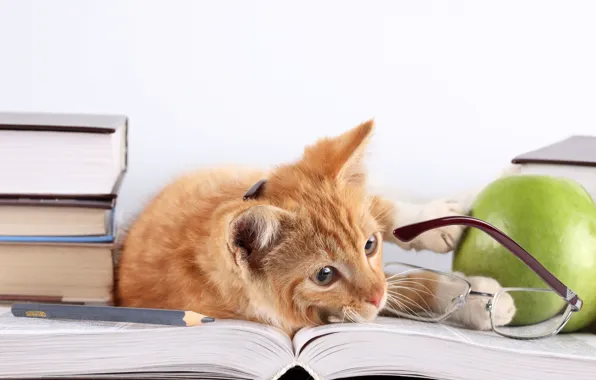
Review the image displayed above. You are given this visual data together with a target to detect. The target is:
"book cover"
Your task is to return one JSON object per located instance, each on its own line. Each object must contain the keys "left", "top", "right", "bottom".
{"left": 512, "top": 135, "right": 596, "bottom": 167}
{"left": 0, "top": 111, "right": 127, "bottom": 134}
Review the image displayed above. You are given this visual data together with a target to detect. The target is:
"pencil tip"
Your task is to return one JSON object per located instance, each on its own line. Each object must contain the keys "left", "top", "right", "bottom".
{"left": 183, "top": 311, "right": 215, "bottom": 326}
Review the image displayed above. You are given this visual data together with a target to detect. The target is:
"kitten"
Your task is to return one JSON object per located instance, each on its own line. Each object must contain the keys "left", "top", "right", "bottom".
{"left": 114, "top": 120, "right": 515, "bottom": 335}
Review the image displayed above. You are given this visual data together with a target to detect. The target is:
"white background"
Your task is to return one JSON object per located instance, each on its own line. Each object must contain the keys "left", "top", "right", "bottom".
{"left": 1, "top": 0, "right": 595, "bottom": 270}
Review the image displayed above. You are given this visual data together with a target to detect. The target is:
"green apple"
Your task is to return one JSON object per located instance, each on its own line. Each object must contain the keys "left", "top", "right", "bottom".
{"left": 453, "top": 174, "right": 596, "bottom": 333}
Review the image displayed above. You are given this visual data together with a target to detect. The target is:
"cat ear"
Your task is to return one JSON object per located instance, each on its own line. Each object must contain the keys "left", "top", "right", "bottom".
{"left": 301, "top": 119, "right": 374, "bottom": 188}
{"left": 228, "top": 205, "right": 293, "bottom": 270}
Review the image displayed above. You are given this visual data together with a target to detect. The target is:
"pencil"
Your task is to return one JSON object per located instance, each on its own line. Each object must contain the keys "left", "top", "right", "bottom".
{"left": 10, "top": 302, "right": 215, "bottom": 327}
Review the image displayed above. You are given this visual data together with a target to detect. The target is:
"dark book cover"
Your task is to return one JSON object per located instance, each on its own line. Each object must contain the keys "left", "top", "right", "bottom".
{"left": 0, "top": 111, "right": 127, "bottom": 134}
{"left": 0, "top": 197, "right": 114, "bottom": 209}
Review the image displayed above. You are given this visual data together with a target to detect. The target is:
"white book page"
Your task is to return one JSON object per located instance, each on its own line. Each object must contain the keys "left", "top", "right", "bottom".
{"left": 0, "top": 131, "right": 117, "bottom": 194}
{"left": 294, "top": 317, "right": 596, "bottom": 380}
{"left": 294, "top": 316, "right": 596, "bottom": 359}
{"left": 0, "top": 305, "right": 292, "bottom": 344}
{"left": 0, "top": 305, "right": 295, "bottom": 380}
{"left": 576, "top": 333, "right": 596, "bottom": 349}
{"left": 293, "top": 316, "right": 469, "bottom": 355}
{"left": 517, "top": 163, "right": 596, "bottom": 197}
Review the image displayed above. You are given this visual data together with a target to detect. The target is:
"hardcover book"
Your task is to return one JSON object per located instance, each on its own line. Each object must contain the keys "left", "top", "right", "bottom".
{"left": 510, "top": 135, "right": 596, "bottom": 201}
{"left": 512, "top": 135, "right": 596, "bottom": 167}
{"left": 0, "top": 197, "right": 115, "bottom": 239}
{"left": 0, "top": 111, "right": 128, "bottom": 199}
{"left": 0, "top": 243, "right": 115, "bottom": 305}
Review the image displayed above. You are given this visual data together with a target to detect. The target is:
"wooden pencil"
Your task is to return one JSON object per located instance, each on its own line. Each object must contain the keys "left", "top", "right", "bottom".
{"left": 10, "top": 302, "right": 215, "bottom": 327}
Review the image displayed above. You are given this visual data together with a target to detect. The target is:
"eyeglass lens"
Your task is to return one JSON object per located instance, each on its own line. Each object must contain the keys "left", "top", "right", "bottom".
{"left": 383, "top": 262, "right": 471, "bottom": 322}
{"left": 490, "top": 288, "right": 572, "bottom": 339}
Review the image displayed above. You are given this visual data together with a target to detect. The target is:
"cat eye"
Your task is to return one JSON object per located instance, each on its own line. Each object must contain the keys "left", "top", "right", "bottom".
{"left": 364, "top": 234, "right": 378, "bottom": 256}
{"left": 313, "top": 266, "right": 336, "bottom": 286}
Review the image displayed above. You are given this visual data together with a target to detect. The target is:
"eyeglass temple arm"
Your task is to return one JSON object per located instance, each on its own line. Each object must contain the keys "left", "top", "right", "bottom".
{"left": 393, "top": 215, "right": 583, "bottom": 312}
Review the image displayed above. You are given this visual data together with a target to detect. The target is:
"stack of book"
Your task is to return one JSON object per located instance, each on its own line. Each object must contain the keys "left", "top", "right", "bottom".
{"left": 0, "top": 111, "right": 128, "bottom": 306}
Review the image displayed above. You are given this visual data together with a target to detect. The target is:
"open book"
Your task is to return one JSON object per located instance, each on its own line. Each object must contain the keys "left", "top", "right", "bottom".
{"left": 1, "top": 305, "right": 595, "bottom": 380}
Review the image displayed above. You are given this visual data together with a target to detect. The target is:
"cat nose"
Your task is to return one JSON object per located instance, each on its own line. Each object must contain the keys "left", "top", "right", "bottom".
{"left": 367, "top": 287, "right": 384, "bottom": 308}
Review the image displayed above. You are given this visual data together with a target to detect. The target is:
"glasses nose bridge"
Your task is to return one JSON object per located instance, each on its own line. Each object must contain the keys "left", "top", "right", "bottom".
{"left": 462, "top": 289, "right": 498, "bottom": 313}
{"left": 453, "top": 294, "right": 467, "bottom": 310}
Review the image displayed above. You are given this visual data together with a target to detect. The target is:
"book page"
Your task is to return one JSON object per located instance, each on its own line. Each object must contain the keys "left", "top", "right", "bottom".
{"left": 293, "top": 316, "right": 469, "bottom": 355}
{"left": 0, "top": 304, "right": 293, "bottom": 347}
{"left": 0, "top": 304, "right": 295, "bottom": 362}
{"left": 444, "top": 322, "right": 596, "bottom": 360}
{"left": 0, "top": 305, "right": 164, "bottom": 334}
{"left": 576, "top": 333, "right": 596, "bottom": 349}
{"left": 0, "top": 305, "right": 295, "bottom": 380}
{"left": 294, "top": 316, "right": 596, "bottom": 359}
{"left": 295, "top": 317, "right": 596, "bottom": 380}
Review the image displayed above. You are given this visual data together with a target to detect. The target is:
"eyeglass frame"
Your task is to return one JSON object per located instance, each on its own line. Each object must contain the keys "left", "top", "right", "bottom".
{"left": 382, "top": 261, "right": 572, "bottom": 339}
{"left": 389, "top": 215, "right": 583, "bottom": 339}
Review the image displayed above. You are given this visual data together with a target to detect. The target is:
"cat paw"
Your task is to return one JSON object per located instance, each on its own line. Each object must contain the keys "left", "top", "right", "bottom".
{"left": 447, "top": 275, "right": 516, "bottom": 331}
{"left": 408, "top": 200, "right": 467, "bottom": 253}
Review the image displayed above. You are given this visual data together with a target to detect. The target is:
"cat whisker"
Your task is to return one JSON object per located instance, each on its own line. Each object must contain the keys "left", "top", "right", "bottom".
{"left": 347, "top": 308, "right": 360, "bottom": 324}
{"left": 370, "top": 201, "right": 393, "bottom": 223}
{"left": 386, "top": 292, "right": 425, "bottom": 314}
{"left": 389, "top": 285, "right": 438, "bottom": 306}
{"left": 386, "top": 282, "right": 434, "bottom": 292}
{"left": 386, "top": 287, "right": 446, "bottom": 308}
{"left": 342, "top": 307, "right": 356, "bottom": 323}
{"left": 384, "top": 269, "right": 425, "bottom": 280}
{"left": 386, "top": 303, "right": 434, "bottom": 321}
{"left": 303, "top": 305, "right": 316, "bottom": 326}
{"left": 386, "top": 292, "right": 440, "bottom": 320}
{"left": 384, "top": 304, "right": 431, "bottom": 322}
{"left": 386, "top": 286, "right": 445, "bottom": 302}
{"left": 341, "top": 306, "right": 373, "bottom": 325}
{"left": 386, "top": 278, "right": 457, "bottom": 305}
{"left": 385, "top": 296, "right": 423, "bottom": 319}
{"left": 395, "top": 293, "right": 435, "bottom": 317}
{"left": 386, "top": 293, "right": 418, "bottom": 313}
{"left": 387, "top": 292, "right": 444, "bottom": 315}
{"left": 386, "top": 276, "right": 459, "bottom": 285}
{"left": 396, "top": 285, "right": 446, "bottom": 311}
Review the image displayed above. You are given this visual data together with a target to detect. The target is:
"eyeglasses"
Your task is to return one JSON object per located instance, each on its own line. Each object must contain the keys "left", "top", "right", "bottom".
{"left": 384, "top": 215, "right": 583, "bottom": 340}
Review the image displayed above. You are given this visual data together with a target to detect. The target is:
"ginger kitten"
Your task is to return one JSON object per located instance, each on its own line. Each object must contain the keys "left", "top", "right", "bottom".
{"left": 115, "top": 120, "right": 515, "bottom": 335}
